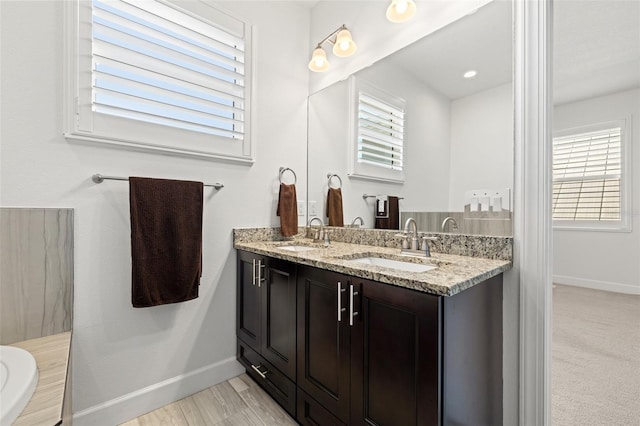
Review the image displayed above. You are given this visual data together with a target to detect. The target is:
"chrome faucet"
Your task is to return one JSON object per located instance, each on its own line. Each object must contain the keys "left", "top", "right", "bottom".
{"left": 351, "top": 216, "right": 364, "bottom": 227}
{"left": 396, "top": 217, "right": 438, "bottom": 257}
{"left": 308, "top": 217, "right": 324, "bottom": 242}
{"left": 441, "top": 216, "right": 459, "bottom": 233}
{"left": 404, "top": 218, "right": 420, "bottom": 250}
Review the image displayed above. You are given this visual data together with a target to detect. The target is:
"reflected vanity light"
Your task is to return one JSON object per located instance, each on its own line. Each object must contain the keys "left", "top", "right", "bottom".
{"left": 386, "top": 0, "right": 417, "bottom": 23}
{"left": 463, "top": 70, "right": 478, "bottom": 78}
{"left": 308, "top": 24, "right": 357, "bottom": 72}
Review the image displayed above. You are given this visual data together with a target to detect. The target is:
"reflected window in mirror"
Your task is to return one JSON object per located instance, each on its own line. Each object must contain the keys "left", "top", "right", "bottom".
{"left": 349, "top": 77, "right": 406, "bottom": 184}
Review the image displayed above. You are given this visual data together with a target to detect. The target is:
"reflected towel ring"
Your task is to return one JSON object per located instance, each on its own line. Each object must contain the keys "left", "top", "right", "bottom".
{"left": 279, "top": 167, "right": 297, "bottom": 185}
{"left": 327, "top": 173, "right": 342, "bottom": 189}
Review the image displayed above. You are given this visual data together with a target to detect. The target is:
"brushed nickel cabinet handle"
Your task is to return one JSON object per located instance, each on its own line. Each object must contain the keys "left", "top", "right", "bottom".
{"left": 337, "top": 281, "right": 347, "bottom": 322}
{"left": 350, "top": 284, "right": 359, "bottom": 326}
{"left": 252, "top": 259, "right": 256, "bottom": 286}
{"left": 258, "top": 261, "right": 266, "bottom": 287}
{"left": 251, "top": 364, "right": 268, "bottom": 379}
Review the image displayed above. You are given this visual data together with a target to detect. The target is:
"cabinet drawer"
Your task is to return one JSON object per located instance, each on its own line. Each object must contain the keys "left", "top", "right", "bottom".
{"left": 297, "top": 388, "right": 346, "bottom": 426}
{"left": 237, "top": 339, "right": 296, "bottom": 416}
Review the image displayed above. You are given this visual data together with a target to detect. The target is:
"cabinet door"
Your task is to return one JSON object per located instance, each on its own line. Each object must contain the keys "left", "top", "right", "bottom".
{"left": 349, "top": 279, "right": 442, "bottom": 426}
{"left": 261, "top": 258, "right": 297, "bottom": 380}
{"left": 237, "top": 251, "right": 261, "bottom": 350}
{"left": 297, "top": 266, "right": 351, "bottom": 424}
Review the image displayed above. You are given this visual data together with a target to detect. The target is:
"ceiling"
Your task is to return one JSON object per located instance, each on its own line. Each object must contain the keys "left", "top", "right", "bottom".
{"left": 339, "top": 0, "right": 640, "bottom": 104}
{"left": 385, "top": 0, "right": 512, "bottom": 101}
{"left": 553, "top": 0, "right": 640, "bottom": 104}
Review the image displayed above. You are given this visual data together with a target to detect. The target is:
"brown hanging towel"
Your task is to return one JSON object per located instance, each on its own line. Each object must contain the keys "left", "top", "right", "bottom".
{"left": 277, "top": 183, "right": 298, "bottom": 237}
{"left": 129, "top": 177, "right": 203, "bottom": 308}
{"left": 326, "top": 187, "right": 344, "bottom": 227}
{"left": 374, "top": 196, "right": 400, "bottom": 230}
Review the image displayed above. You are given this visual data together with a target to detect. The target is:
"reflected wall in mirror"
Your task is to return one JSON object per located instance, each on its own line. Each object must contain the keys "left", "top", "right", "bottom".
{"left": 307, "top": 0, "right": 513, "bottom": 235}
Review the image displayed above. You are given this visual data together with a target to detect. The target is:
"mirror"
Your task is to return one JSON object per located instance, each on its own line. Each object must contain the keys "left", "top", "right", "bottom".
{"left": 307, "top": 1, "right": 513, "bottom": 236}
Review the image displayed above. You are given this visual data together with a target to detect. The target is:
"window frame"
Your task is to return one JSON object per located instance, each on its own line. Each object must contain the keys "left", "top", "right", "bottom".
{"left": 347, "top": 76, "right": 406, "bottom": 184}
{"left": 63, "top": 0, "right": 255, "bottom": 163}
{"left": 552, "top": 118, "right": 632, "bottom": 232}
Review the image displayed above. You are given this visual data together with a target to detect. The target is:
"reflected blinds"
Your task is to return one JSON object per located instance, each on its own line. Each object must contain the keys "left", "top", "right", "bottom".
{"left": 552, "top": 126, "right": 622, "bottom": 221}
{"left": 357, "top": 93, "right": 405, "bottom": 171}
{"left": 91, "top": 0, "right": 245, "bottom": 139}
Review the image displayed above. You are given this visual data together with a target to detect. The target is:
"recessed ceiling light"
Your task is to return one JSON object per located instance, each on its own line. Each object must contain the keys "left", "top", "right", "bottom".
{"left": 463, "top": 70, "right": 477, "bottom": 79}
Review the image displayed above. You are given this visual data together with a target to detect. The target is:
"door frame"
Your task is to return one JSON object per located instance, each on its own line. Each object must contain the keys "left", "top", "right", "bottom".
{"left": 514, "top": 0, "right": 553, "bottom": 425}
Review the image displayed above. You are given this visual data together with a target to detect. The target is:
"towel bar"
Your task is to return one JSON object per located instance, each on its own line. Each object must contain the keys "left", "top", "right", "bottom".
{"left": 362, "top": 193, "right": 404, "bottom": 200}
{"left": 92, "top": 174, "right": 224, "bottom": 190}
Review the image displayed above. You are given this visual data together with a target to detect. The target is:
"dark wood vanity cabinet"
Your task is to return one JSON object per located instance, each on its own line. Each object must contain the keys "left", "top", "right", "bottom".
{"left": 349, "top": 276, "right": 442, "bottom": 426}
{"left": 236, "top": 251, "right": 297, "bottom": 414}
{"left": 296, "top": 267, "right": 352, "bottom": 423}
{"left": 295, "top": 266, "right": 503, "bottom": 426}
{"left": 296, "top": 266, "right": 442, "bottom": 426}
{"left": 237, "top": 251, "right": 503, "bottom": 426}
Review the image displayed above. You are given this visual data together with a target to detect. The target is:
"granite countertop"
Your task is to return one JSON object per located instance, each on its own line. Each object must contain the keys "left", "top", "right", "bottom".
{"left": 234, "top": 236, "right": 511, "bottom": 297}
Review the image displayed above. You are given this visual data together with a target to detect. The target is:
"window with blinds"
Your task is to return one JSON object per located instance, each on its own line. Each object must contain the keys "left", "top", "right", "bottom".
{"left": 552, "top": 124, "right": 625, "bottom": 225}
{"left": 357, "top": 92, "right": 405, "bottom": 171}
{"left": 64, "top": 0, "right": 253, "bottom": 162}
{"left": 92, "top": 0, "right": 245, "bottom": 139}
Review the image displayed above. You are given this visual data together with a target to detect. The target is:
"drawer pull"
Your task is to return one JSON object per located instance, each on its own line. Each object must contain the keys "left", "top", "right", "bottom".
{"left": 251, "top": 364, "right": 268, "bottom": 379}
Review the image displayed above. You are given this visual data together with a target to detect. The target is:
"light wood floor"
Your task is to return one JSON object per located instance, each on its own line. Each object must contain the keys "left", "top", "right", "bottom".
{"left": 120, "top": 374, "right": 297, "bottom": 426}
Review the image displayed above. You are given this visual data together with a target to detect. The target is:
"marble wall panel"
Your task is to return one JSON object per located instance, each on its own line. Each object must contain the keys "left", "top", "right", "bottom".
{"left": 0, "top": 208, "right": 73, "bottom": 344}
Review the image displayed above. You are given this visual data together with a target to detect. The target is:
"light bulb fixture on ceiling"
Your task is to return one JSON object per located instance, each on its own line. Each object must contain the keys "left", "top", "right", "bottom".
{"left": 386, "top": 0, "right": 417, "bottom": 23}
{"left": 463, "top": 70, "right": 478, "bottom": 79}
{"left": 308, "top": 24, "right": 357, "bottom": 72}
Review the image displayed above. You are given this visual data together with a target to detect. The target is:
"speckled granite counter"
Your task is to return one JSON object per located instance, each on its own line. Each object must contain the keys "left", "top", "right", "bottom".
{"left": 234, "top": 228, "right": 512, "bottom": 297}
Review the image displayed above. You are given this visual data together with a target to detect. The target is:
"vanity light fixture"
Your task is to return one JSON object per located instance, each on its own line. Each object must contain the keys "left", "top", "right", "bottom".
{"left": 386, "top": 0, "right": 417, "bottom": 23}
{"left": 463, "top": 70, "right": 478, "bottom": 78}
{"left": 308, "top": 24, "right": 357, "bottom": 72}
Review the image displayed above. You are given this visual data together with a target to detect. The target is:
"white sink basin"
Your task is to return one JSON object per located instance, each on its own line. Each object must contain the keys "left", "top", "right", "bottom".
{"left": 277, "top": 245, "right": 318, "bottom": 253}
{"left": 347, "top": 256, "right": 437, "bottom": 273}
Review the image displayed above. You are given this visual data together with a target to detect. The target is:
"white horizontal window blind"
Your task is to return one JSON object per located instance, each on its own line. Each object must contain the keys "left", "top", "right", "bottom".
{"left": 357, "top": 92, "right": 405, "bottom": 171}
{"left": 552, "top": 126, "right": 622, "bottom": 221}
{"left": 91, "top": 0, "right": 245, "bottom": 140}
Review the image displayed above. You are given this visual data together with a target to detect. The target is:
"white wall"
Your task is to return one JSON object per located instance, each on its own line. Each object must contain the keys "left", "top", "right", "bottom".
{"left": 307, "top": 62, "right": 451, "bottom": 228}
{"left": 0, "top": 1, "right": 310, "bottom": 424}
{"left": 553, "top": 89, "right": 640, "bottom": 294}
{"left": 449, "top": 83, "right": 514, "bottom": 211}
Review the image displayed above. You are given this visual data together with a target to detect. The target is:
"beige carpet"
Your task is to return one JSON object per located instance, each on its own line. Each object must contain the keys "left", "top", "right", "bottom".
{"left": 552, "top": 284, "right": 640, "bottom": 426}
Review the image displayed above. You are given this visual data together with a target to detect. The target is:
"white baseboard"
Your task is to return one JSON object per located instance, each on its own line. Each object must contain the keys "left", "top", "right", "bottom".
{"left": 553, "top": 274, "right": 640, "bottom": 295}
{"left": 73, "top": 356, "right": 244, "bottom": 426}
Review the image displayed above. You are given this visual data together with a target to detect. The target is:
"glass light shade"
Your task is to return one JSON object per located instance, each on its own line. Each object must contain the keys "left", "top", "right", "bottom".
{"left": 308, "top": 47, "right": 330, "bottom": 72}
{"left": 332, "top": 29, "right": 357, "bottom": 57}
{"left": 386, "top": 0, "right": 417, "bottom": 23}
